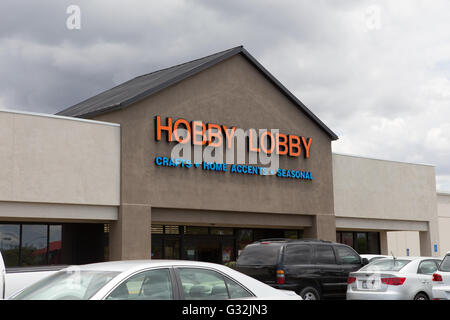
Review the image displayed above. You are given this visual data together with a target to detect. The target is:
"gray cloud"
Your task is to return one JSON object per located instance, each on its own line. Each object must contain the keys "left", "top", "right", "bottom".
{"left": 0, "top": 0, "right": 449, "bottom": 190}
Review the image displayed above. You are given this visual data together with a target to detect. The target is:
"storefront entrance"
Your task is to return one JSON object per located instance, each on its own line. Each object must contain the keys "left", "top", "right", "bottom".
{"left": 336, "top": 231, "right": 381, "bottom": 254}
{"left": 151, "top": 225, "right": 303, "bottom": 265}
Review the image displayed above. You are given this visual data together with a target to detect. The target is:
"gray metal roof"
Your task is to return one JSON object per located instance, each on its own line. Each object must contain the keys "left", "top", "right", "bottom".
{"left": 56, "top": 45, "right": 338, "bottom": 140}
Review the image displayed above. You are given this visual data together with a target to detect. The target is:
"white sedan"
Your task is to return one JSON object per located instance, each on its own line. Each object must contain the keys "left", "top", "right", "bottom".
{"left": 9, "top": 260, "right": 301, "bottom": 300}
{"left": 431, "top": 251, "right": 450, "bottom": 300}
{"left": 347, "top": 256, "right": 441, "bottom": 300}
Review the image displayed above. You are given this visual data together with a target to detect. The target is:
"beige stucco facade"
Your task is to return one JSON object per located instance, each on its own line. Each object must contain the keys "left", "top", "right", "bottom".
{"left": 0, "top": 109, "right": 121, "bottom": 221}
{"left": 92, "top": 54, "right": 336, "bottom": 260}
{"left": 333, "top": 153, "right": 440, "bottom": 256}
{"left": 437, "top": 192, "right": 450, "bottom": 254}
{"left": 386, "top": 231, "right": 421, "bottom": 257}
{"left": 386, "top": 193, "right": 450, "bottom": 257}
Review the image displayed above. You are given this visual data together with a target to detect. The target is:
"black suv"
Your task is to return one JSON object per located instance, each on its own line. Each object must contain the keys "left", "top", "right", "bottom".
{"left": 235, "top": 239, "right": 368, "bottom": 300}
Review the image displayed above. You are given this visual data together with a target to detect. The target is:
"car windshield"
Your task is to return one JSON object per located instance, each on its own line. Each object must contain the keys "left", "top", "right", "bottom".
{"left": 440, "top": 255, "right": 450, "bottom": 272}
{"left": 12, "top": 268, "right": 120, "bottom": 300}
{"left": 359, "top": 259, "right": 410, "bottom": 272}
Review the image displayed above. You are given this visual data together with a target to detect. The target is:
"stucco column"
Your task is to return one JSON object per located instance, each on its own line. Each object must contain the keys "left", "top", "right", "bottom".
{"left": 303, "top": 214, "right": 336, "bottom": 241}
{"left": 109, "top": 204, "right": 152, "bottom": 261}
{"left": 379, "top": 231, "right": 388, "bottom": 255}
{"left": 420, "top": 220, "right": 440, "bottom": 257}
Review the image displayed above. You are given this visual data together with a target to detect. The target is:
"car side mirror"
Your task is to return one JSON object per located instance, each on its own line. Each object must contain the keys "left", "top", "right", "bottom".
{"left": 362, "top": 258, "right": 369, "bottom": 265}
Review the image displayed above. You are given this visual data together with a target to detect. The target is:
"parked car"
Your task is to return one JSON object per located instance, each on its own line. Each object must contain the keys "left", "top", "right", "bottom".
{"left": 9, "top": 260, "right": 301, "bottom": 300}
{"left": 0, "top": 251, "right": 64, "bottom": 299}
{"left": 235, "top": 239, "right": 368, "bottom": 300}
{"left": 431, "top": 251, "right": 450, "bottom": 300}
{"left": 347, "top": 256, "right": 441, "bottom": 300}
{"left": 360, "top": 254, "right": 389, "bottom": 263}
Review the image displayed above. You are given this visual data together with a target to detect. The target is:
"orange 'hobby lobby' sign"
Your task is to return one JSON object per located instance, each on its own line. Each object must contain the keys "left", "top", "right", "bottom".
{"left": 155, "top": 116, "right": 312, "bottom": 158}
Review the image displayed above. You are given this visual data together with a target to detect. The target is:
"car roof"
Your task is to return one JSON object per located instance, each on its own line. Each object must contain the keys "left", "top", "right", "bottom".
{"left": 63, "top": 260, "right": 232, "bottom": 273}
{"left": 249, "top": 239, "right": 340, "bottom": 245}
{"left": 361, "top": 254, "right": 388, "bottom": 257}
{"left": 375, "top": 256, "right": 439, "bottom": 261}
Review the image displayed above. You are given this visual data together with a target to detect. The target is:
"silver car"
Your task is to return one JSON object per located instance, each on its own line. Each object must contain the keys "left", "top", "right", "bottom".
{"left": 347, "top": 256, "right": 441, "bottom": 300}
{"left": 8, "top": 260, "right": 301, "bottom": 300}
{"left": 431, "top": 251, "right": 450, "bottom": 300}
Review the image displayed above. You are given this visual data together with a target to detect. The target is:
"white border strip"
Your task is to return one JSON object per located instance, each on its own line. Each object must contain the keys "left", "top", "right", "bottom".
{"left": 332, "top": 152, "right": 435, "bottom": 167}
{"left": 0, "top": 108, "right": 120, "bottom": 127}
{"left": 336, "top": 217, "right": 428, "bottom": 232}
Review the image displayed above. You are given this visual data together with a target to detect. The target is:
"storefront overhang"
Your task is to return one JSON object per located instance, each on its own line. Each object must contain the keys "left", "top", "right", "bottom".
{"left": 151, "top": 208, "right": 312, "bottom": 229}
{"left": 336, "top": 217, "right": 428, "bottom": 232}
{"left": 0, "top": 201, "right": 118, "bottom": 222}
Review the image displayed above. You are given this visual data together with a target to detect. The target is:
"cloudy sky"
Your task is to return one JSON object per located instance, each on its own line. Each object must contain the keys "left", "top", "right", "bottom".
{"left": 1, "top": 0, "right": 449, "bottom": 190}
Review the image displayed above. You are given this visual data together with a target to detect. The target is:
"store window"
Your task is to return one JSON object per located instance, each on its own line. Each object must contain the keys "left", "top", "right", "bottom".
{"left": 49, "top": 225, "right": 62, "bottom": 264}
{"left": 0, "top": 223, "right": 63, "bottom": 268}
{"left": 103, "top": 224, "right": 110, "bottom": 262}
{"left": 221, "top": 239, "right": 234, "bottom": 264}
{"left": 336, "top": 231, "right": 381, "bottom": 254}
{"left": 151, "top": 225, "right": 303, "bottom": 264}
{"left": 237, "top": 229, "right": 253, "bottom": 253}
{"left": 341, "top": 232, "right": 354, "bottom": 247}
{"left": 0, "top": 224, "right": 20, "bottom": 267}
{"left": 21, "top": 225, "right": 48, "bottom": 266}
{"left": 164, "top": 239, "right": 180, "bottom": 259}
{"left": 367, "top": 232, "right": 380, "bottom": 254}
{"left": 151, "top": 238, "right": 163, "bottom": 259}
{"left": 284, "top": 230, "right": 300, "bottom": 239}
{"left": 151, "top": 225, "right": 164, "bottom": 234}
{"left": 164, "top": 225, "right": 180, "bottom": 235}
{"left": 355, "top": 233, "right": 368, "bottom": 254}
{"left": 211, "top": 227, "right": 233, "bottom": 236}
{"left": 184, "top": 226, "right": 209, "bottom": 235}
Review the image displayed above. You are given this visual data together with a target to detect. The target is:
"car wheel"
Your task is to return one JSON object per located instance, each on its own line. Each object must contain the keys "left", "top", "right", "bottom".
{"left": 414, "top": 293, "right": 429, "bottom": 300}
{"left": 299, "top": 286, "right": 320, "bottom": 300}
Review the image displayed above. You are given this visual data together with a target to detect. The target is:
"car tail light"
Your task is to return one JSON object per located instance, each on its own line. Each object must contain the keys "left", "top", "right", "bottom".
{"left": 276, "top": 269, "right": 285, "bottom": 284}
{"left": 347, "top": 276, "right": 356, "bottom": 284}
{"left": 432, "top": 273, "right": 443, "bottom": 282}
{"left": 381, "top": 277, "right": 406, "bottom": 286}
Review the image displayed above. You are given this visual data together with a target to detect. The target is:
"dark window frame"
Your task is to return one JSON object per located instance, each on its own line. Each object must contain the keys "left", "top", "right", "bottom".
{"left": 0, "top": 222, "right": 63, "bottom": 267}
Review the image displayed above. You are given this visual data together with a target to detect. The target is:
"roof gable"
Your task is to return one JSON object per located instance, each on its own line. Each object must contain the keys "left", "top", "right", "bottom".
{"left": 56, "top": 46, "right": 338, "bottom": 140}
